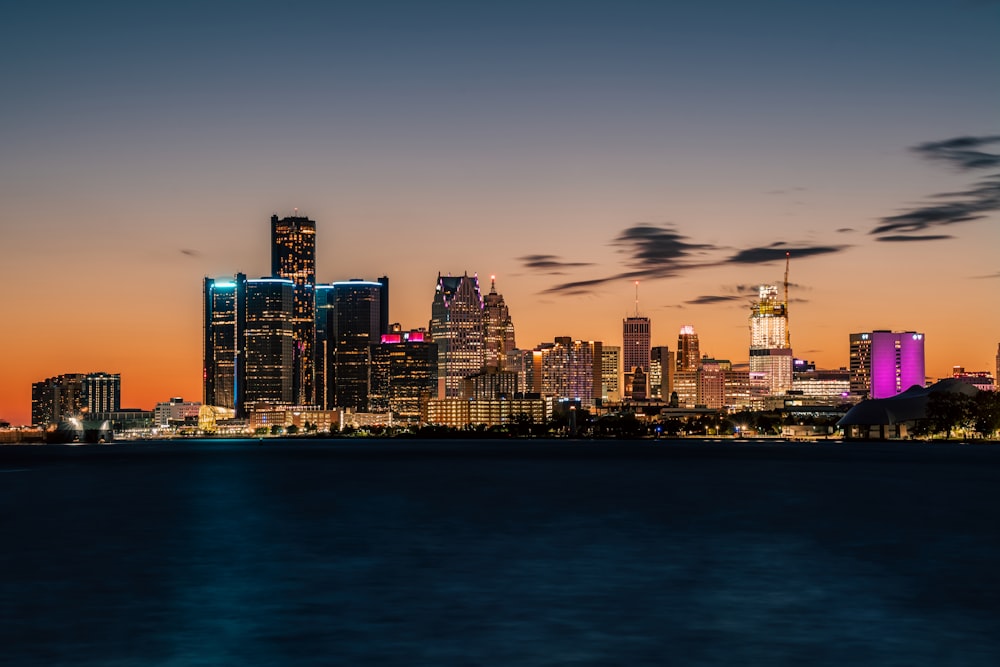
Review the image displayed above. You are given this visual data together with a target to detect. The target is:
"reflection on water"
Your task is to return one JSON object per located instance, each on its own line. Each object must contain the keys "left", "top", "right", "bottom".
{"left": 2, "top": 440, "right": 1000, "bottom": 666}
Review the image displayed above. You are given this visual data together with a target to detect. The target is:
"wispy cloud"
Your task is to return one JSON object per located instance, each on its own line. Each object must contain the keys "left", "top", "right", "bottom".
{"left": 519, "top": 254, "right": 593, "bottom": 274}
{"left": 684, "top": 295, "right": 744, "bottom": 306}
{"left": 724, "top": 243, "right": 845, "bottom": 264}
{"left": 873, "top": 135, "right": 1000, "bottom": 241}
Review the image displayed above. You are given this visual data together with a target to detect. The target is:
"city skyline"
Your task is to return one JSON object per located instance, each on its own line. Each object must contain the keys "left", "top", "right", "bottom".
{"left": 2, "top": 1, "right": 999, "bottom": 425}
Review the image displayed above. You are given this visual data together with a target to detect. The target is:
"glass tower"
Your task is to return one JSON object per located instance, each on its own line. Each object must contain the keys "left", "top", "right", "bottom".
{"left": 271, "top": 214, "right": 316, "bottom": 405}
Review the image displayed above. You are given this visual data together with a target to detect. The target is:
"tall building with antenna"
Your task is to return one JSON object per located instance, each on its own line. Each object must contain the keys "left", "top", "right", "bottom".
{"left": 748, "top": 253, "right": 793, "bottom": 395}
{"left": 623, "top": 281, "right": 651, "bottom": 400}
{"left": 483, "top": 275, "right": 516, "bottom": 371}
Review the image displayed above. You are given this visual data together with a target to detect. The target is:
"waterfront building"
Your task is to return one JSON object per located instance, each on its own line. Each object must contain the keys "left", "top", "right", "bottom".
{"left": 749, "top": 283, "right": 792, "bottom": 396}
{"left": 849, "top": 330, "right": 926, "bottom": 399}
{"left": 483, "top": 276, "right": 516, "bottom": 371}
{"left": 462, "top": 368, "right": 520, "bottom": 400}
{"left": 325, "top": 280, "right": 387, "bottom": 411}
{"left": 153, "top": 397, "right": 202, "bottom": 427}
{"left": 601, "top": 345, "right": 621, "bottom": 403}
{"left": 271, "top": 214, "right": 317, "bottom": 405}
{"left": 649, "top": 346, "right": 674, "bottom": 400}
{"left": 425, "top": 397, "right": 548, "bottom": 429}
{"left": 536, "top": 338, "right": 603, "bottom": 409}
{"left": 31, "top": 372, "right": 121, "bottom": 426}
{"left": 623, "top": 316, "right": 650, "bottom": 399}
{"left": 791, "top": 370, "right": 852, "bottom": 403}
{"left": 203, "top": 274, "right": 295, "bottom": 415}
{"left": 676, "top": 326, "right": 701, "bottom": 372}
{"left": 429, "top": 273, "right": 486, "bottom": 398}
{"left": 369, "top": 329, "right": 438, "bottom": 420}
{"left": 949, "top": 367, "right": 995, "bottom": 392}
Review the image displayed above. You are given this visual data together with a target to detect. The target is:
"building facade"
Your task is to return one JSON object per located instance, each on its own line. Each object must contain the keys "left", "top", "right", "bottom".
{"left": 271, "top": 214, "right": 317, "bottom": 405}
{"left": 369, "top": 330, "right": 438, "bottom": 420}
{"left": 677, "top": 326, "right": 701, "bottom": 372}
{"left": 31, "top": 372, "right": 121, "bottom": 426}
{"left": 749, "top": 284, "right": 792, "bottom": 396}
{"left": 483, "top": 276, "right": 516, "bottom": 371}
{"left": 623, "top": 316, "right": 651, "bottom": 399}
{"left": 429, "top": 273, "right": 486, "bottom": 398}
{"left": 849, "top": 330, "right": 926, "bottom": 399}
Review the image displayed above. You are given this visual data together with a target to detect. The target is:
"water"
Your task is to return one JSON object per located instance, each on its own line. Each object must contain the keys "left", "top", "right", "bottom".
{"left": 3, "top": 439, "right": 1000, "bottom": 665}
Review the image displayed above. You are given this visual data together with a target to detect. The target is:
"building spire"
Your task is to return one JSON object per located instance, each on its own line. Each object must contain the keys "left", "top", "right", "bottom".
{"left": 634, "top": 280, "right": 640, "bottom": 317}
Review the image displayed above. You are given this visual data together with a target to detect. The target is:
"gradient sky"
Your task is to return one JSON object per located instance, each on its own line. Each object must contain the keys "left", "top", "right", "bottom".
{"left": 2, "top": 0, "right": 998, "bottom": 425}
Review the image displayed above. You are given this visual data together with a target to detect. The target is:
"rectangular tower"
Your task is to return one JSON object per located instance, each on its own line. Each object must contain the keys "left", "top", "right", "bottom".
{"left": 271, "top": 214, "right": 316, "bottom": 405}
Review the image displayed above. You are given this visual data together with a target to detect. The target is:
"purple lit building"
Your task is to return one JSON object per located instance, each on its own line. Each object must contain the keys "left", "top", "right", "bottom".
{"left": 867, "top": 331, "right": 926, "bottom": 399}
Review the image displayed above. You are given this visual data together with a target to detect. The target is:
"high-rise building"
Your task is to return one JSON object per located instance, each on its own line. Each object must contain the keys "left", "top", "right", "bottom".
{"left": 536, "top": 338, "right": 602, "bottom": 409}
{"left": 650, "top": 346, "right": 675, "bottom": 400}
{"left": 243, "top": 277, "right": 296, "bottom": 407}
{"left": 271, "top": 214, "right": 317, "bottom": 405}
{"left": 31, "top": 372, "right": 121, "bottom": 426}
{"left": 749, "top": 283, "right": 793, "bottom": 396}
{"left": 623, "top": 317, "right": 651, "bottom": 375}
{"left": 204, "top": 274, "right": 295, "bottom": 415}
{"left": 369, "top": 330, "right": 438, "bottom": 420}
{"left": 677, "top": 326, "right": 701, "bottom": 372}
{"left": 996, "top": 343, "right": 999, "bottom": 389}
{"left": 429, "top": 273, "right": 486, "bottom": 398}
{"left": 849, "top": 330, "right": 925, "bottom": 399}
{"left": 325, "top": 280, "right": 386, "bottom": 411}
{"left": 849, "top": 333, "right": 873, "bottom": 399}
{"left": 601, "top": 345, "right": 621, "bottom": 402}
{"left": 483, "top": 276, "right": 516, "bottom": 371}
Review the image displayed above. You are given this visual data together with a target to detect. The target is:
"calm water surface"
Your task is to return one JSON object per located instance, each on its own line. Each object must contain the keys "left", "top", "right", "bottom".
{"left": 2, "top": 439, "right": 999, "bottom": 666}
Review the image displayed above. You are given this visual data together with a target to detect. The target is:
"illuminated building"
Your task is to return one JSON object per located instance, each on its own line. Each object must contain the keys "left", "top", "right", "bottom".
{"left": 204, "top": 274, "right": 295, "bottom": 415}
{"left": 536, "top": 338, "right": 602, "bottom": 409}
{"left": 749, "top": 284, "right": 792, "bottom": 395}
{"left": 462, "top": 368, "right": 520, "bottom": 399}
{"left": 323, "top": 280, "right": 388, "bottom": 411}
{"left": 670, "top": 360, "right": 752, "bottom": 410}
{"left": 31, "top": 372, "right": 120, "bottom": 427}
{"left": 429, "top": 273, "right": 486, "bottom": 398}
{"left": 483, "top": 276, "right": 516, "bottom": 371}
{"left": 369, "top": 329, "right": 438, "bottom": 420}
{"left": 154, "top": 397, "right": 202, "bottom": 427}
{"left": 676, "top": 326, "right": 701, "bottom": 372}
{"left": 792, "top": 370, "right": 852, "bottom": 403}
{"left": 425, "top": 397, "right": 548, "bottom": 429}
{"left": 271, "top": 214, "right": 317, "bottom": 405}
{"left": 949, "top": 367, "right": 994, "bottom": 392}
{"left": 313, "top": 284, "right": 336, "bottom": 409}
{"left": 601, "top": 345, "right": 621, "bottom": 402}
{"left": 849, "top": 333, "right": 872, "bottom": 398}
{"left": 243, "top": 277, "right": 296, "bottom": 407}
{"left": 623, "top": 316, "right": 650, "bottom": 399}
{"left": 849, "top": 330, "right": 926, "bottom": 399}
{"left": 650, "top": 346, "right": 675, "bottom": 400}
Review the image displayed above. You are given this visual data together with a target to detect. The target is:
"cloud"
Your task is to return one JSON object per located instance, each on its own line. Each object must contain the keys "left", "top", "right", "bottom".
{"left": 543, "top": 224, "right": 717, "bottom": 294}
{"left": 684, "top": 295, "right": 744, "bottom": 306}
{"left": 519, "top": 254, "right": 593, "bottom": 274}
{"left": 836, "top": 227, "right": 855, "bottom": 233}
{"left": 912, "top": 135, "right": 1000, "bottom": 171}
{"left": 872, "top": 135, "right": 1000, "bottom": 241}
{"left": 180, "top": 248, "right": 201, "bottom": 257}
{"left": 724, "top": 243, "right": 846, "bottom": 264}
{"left": 875, "top": 234, "right": 955, "bottom": 243}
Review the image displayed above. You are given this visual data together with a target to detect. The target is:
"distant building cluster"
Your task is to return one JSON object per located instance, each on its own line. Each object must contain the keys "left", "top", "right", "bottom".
{"left": 20, "top": 214, "right": 999, "bottom": 435}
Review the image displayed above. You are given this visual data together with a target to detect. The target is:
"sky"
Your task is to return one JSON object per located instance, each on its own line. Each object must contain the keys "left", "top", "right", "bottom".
{"left": 1, "top": 0, "right": 998, "bottom": 425}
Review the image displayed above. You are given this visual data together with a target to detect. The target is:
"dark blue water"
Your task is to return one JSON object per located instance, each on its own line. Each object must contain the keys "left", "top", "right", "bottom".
{"left": 3, "top": 439, "right": 1000, "bottom": 665}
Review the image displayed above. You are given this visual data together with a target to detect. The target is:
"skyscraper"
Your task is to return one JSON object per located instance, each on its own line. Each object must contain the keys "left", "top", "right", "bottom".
{"left": 204, "top": 274, "right": 295, "bottom": 415}
{"left": 849, "top": 330, "right": 926, "bottom": 399}
{"left": 326, "top": 280, "right": 386, "bottom": 411}
{"left": 677, "top": 325, "right": 701, "bottom": 372}
{"left": 483, "top": 276, "right": 516, "bottom": 371}
{"left": 369, "top": 330, "right": 438, "bottom": 419}
{"left": 749, "top": 283, "right": 793, "bottom": 395}
{"left": 650, "top": 346, "right": 675, "bottom": 400}
{"left": 242, "top": 277, "right": 296, "bottom": 408}
{"left": 271, "top": 214, "right": 316, "bottom": 405}
{"left": 429, "top": 273, "right": 485, "bottom": 398}
{"left": 601, "top": 345, "right": 621, "bottom": 402}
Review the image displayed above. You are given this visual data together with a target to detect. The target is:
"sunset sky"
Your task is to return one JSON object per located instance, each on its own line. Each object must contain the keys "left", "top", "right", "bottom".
{"left": 2, "top": 0, "right": 998, "bottom": 425}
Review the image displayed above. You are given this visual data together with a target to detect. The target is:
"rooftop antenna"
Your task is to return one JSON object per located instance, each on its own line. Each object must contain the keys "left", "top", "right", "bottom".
{"left": 784, "top": 252, "right": 791, "bottom": 348}
{"left": 634, "top": 280, "right": 640, "bottom": 317}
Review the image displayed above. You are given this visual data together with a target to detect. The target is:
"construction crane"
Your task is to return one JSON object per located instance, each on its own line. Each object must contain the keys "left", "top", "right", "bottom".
{"left": 784, "top": 252, "right": 791, "bottom": 349}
